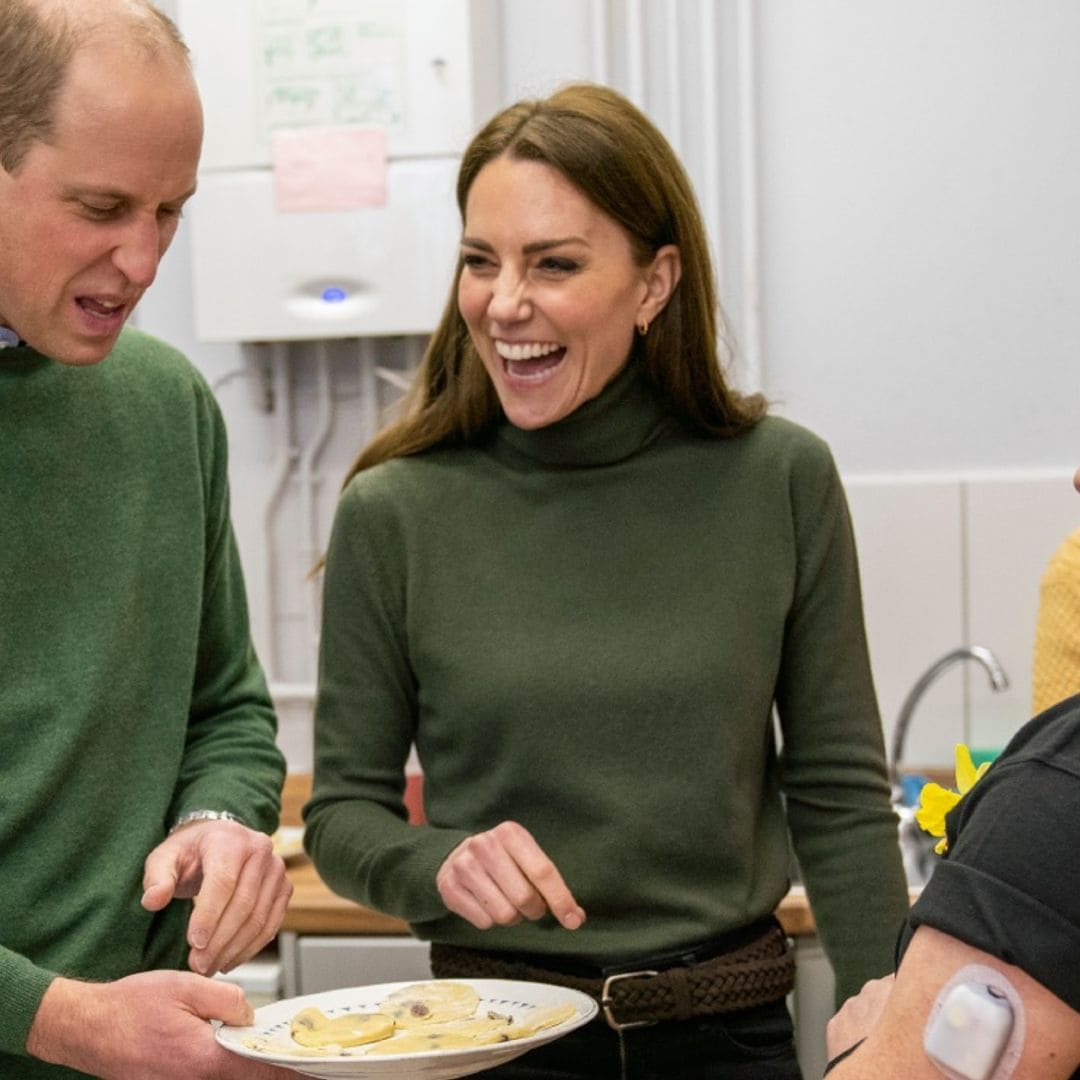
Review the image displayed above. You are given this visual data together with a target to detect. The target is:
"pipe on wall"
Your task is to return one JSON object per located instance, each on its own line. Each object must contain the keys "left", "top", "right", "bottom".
{"left": 624, "top": 0, "right": 645, "bottom": 105}
{"left": 358, "top": 338, "right": 380, "bottom": 445}
{"left": 589, "top": 0, "right": 608, "bottom": 84}
{"left": 663, "top": 2, "right": 683, "bottom": 153}
{"left": 262, "top": 342, "right": 298, "bottom": 677}
{"left": 735, "top": 0, "right": 764, "bottom": 391}
{"left": 697, "top": 0, "right": 724, "bottom": 301}
{"left": 297, "top": 342, "right": 335, "bottom": 673}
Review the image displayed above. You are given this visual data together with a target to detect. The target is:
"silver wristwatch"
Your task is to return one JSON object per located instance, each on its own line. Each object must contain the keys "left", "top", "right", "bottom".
{"left": 169, "top": 809, "right": 246, "bottom": 834}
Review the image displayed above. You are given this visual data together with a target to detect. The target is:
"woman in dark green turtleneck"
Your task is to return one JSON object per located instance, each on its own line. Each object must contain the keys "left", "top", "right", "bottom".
{"left": 305, "top": 83, "right": 908, "bottom": 1079}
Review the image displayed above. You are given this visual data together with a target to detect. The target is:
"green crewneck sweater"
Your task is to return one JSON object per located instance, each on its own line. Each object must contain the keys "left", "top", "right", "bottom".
{"left": 0, "top": 328, "right": 284, "bottom": 1078}
{"left": 306, "top": 360, "right": 909, "bottom": 1003}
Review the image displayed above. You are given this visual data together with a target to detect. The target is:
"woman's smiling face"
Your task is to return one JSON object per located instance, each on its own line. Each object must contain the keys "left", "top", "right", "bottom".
{"left": 457, "top": 155, "right": 677, "bottom": 430}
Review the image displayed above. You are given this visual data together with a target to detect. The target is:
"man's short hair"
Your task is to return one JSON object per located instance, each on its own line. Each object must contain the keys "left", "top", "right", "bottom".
{"left": 0, "top": 0, "right": 189, "bottom": 173}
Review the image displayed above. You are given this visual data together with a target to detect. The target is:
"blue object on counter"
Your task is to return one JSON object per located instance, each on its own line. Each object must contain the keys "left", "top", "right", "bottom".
{"left": 900, "top": 773, "right": 930, "bottom": 807}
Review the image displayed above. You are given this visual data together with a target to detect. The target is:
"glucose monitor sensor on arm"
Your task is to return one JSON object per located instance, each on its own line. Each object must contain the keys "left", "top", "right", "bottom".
{"left": 923, "top": 965, "right": 1025, "bottom": 1080}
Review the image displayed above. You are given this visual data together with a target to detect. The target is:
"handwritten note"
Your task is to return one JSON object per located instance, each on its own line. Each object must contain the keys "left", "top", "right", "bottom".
{"left": 256, "top": 0, "right": 406, "bottom": 134}
{"left": 271, "top": 125, "right": 388, "bottom": 213}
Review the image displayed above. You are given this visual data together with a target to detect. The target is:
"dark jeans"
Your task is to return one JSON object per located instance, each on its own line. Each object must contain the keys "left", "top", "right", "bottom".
{"left": 483, "top": 999, "right": 803, "bottom": 1080}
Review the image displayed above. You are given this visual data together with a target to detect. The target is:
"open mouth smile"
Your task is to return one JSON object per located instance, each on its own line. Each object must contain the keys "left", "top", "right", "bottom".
{"left": 494, "top": 339, "right": 567, "bottom": 381}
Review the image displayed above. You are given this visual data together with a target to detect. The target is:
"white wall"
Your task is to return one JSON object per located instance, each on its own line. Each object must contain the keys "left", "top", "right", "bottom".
{"left": 750, "top": 0, "right": 1080, "bottom": 758}
{"left": 143, "top": 0, "right": 1080, "bottom": 774}
{"left": 756, "top": 0, "right": 1080, "bottom": 474}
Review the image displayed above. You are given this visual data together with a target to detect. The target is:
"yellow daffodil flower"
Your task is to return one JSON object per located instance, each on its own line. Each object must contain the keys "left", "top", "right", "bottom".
{"left": 914, "top": 744, "right": 992, "bottom": 854}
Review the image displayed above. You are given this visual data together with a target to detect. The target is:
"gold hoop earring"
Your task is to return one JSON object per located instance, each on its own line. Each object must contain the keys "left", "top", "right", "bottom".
{"left": 636, "top": 319, "right": 650, "bottom": 337}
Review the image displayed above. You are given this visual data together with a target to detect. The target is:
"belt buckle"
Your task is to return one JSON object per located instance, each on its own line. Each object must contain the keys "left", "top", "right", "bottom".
{"left": 600, "top": 969, "right": 660, "bottom": 1032}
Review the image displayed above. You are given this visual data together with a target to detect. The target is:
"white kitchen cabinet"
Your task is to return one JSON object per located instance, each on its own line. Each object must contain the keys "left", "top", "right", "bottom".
{"left": 790, "top": 936, "right": 837, "bottom": 1080}
{"left": 279, "top": 932, "right": 432, "bottom": 998}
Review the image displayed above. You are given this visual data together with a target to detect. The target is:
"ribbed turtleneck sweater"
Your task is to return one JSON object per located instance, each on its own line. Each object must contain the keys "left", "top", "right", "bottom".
{"left": 306, "top": 360, "right": 909, "bottom": 1003}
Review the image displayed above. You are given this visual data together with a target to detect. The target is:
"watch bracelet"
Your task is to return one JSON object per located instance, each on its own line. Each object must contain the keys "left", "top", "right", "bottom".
{"left": 169, "top": 809, "right": 246, "bottom": 834}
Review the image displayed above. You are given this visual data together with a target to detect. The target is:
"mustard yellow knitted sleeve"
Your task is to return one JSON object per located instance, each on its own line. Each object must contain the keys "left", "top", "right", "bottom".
{"left": 1032, "top": 527, "right": 1080, "bottom": 714}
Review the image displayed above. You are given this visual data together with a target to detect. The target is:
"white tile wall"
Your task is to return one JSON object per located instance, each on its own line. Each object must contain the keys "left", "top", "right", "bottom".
{"left": 967, "top": 474, "right": 1080, "bottom": 748}
{"left": 844, "top": 476, "right": 966, "bottom": 770}
{"left": 844, "top": 470, "right": 1079, "bottom": 775}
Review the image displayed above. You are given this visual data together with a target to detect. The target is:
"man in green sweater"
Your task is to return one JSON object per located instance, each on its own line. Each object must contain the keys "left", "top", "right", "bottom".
{"left": 0, "top": 2, "right": 294, "bottom": 1077}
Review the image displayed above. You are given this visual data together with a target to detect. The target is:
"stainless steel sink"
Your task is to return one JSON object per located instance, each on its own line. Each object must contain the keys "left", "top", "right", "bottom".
{"left": 888, "top": 645, "right": 1010, "bottom": 888}
{"left": 896, "top": 804, "right": 938, "bottom": 887}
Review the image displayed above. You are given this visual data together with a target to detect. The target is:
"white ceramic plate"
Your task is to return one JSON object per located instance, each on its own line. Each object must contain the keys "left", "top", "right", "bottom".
{"left": 216, "top": 978, "right": 598, "bottom": 1079}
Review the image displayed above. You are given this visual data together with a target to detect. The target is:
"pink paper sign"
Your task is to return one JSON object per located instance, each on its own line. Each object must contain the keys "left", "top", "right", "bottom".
{"left": 271, "top": 125, "right": 388, "bottom": 213}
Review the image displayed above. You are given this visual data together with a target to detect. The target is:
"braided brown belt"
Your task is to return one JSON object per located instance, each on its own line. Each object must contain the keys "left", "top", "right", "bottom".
{"left": 430, "top": 923, "right": 796, "bottom": 1032}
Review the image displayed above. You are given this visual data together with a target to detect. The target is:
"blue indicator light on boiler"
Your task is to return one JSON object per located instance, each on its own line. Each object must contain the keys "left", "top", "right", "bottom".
{"left": 321, "top": 287, "right": 347, "bottom": 303}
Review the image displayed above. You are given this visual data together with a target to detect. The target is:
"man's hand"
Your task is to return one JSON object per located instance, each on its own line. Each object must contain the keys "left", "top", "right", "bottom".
{"left": 27, "top": 972, "right": 303, "bottom": 1079}
{"left": 141, "top": 819, "right": 292, "bottom": 974}
{"left": 436, "top": 820, "right": 586, "bottom": 931}
{"left": 827, "top": 973, "right": 895, "bottom": 1060}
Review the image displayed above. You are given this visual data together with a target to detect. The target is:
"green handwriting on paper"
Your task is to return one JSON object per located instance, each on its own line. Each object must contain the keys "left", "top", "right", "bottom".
{"left": 306, "top": 24, "right": 347, "bottom": 61}
{"left": 256, "top": 4, "right": 406, "bottom": 131}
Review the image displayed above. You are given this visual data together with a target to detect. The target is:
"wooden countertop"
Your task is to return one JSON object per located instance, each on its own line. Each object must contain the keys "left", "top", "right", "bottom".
{"left": 283, "top": 855, "right": 850, "bottom": 938}
{"left": 283, "top": 856, "right": 410, "bottom": 935}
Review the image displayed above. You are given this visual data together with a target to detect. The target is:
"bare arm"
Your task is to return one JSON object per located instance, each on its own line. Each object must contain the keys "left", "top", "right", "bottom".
{"left": 828, "top": 926, "right": 1080, "bottom": 1079}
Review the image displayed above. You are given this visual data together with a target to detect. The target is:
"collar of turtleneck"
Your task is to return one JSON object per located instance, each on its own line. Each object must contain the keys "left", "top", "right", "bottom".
{"left": 491, "top": 359, "right": 673, "bottom": 470}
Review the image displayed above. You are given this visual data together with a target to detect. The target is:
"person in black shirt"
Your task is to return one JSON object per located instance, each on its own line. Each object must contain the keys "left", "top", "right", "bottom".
{"left": 826, "top": 470, "right": 1080, "bottom": 1079}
